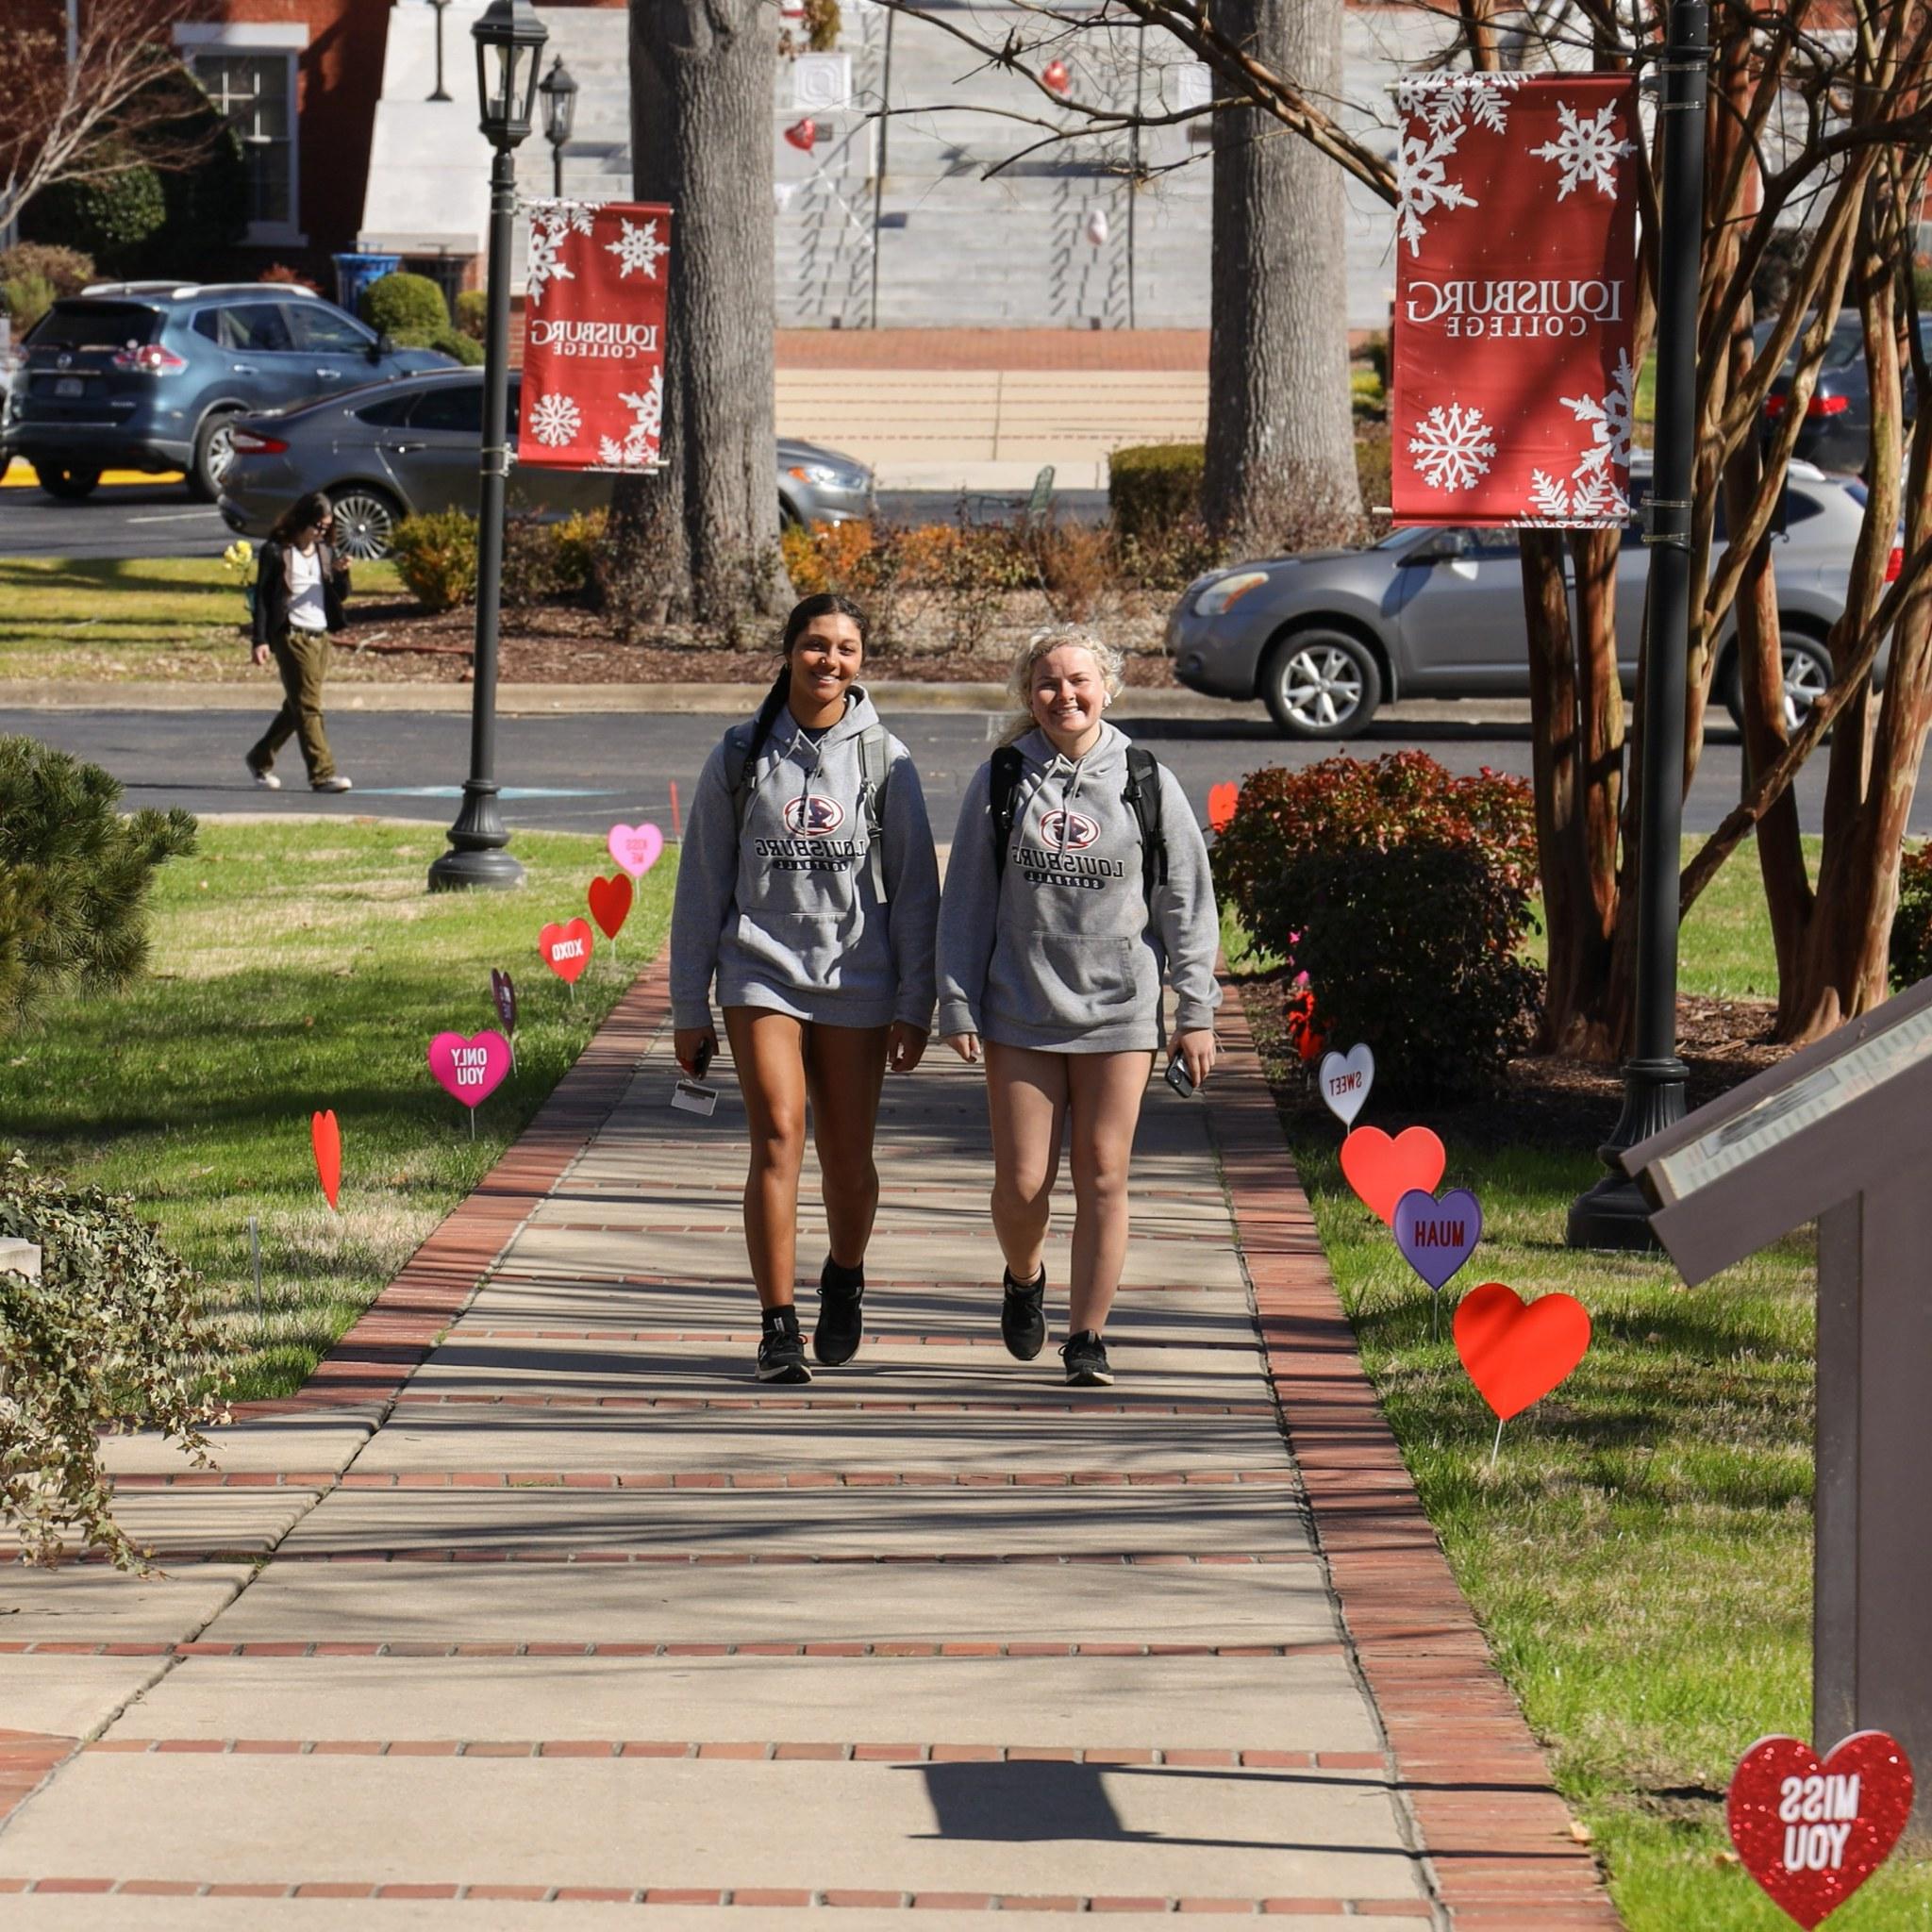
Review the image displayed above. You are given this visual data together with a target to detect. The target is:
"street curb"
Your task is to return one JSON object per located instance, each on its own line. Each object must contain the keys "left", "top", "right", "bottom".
{"left": 1204, "top": 975, "right": 1624, "bottom": 1932}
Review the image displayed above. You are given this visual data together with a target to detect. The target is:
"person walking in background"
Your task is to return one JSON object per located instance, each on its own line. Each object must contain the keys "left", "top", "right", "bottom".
{"left": 670, "top": 593, "right": 941, "bottom": 1384}
{"left": 937, "top": 626, "right": 1220, "bottom": 1388}
{"left": 246, "top": 491, "right": 353, "bottom": 794}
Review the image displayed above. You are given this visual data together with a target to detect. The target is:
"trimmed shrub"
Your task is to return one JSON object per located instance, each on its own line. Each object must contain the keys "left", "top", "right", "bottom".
{"left": 0, "top": 1154, "right": 224, "bottom": 1570}
{"left": 455, "top": 288, "right": 487, "bottom": 340}
{"left": 1213, "top": 751, "right": 1543, "bottom": 1099}
{"left": 25, "top": 154, "right": 168, "bottom": 277}
{"left": 0, "top": 243, "right": 94, "bottom": 304}
{"left": 2, "top": 272, "right": 55, "bottom": 333}
{"left": 360, "top": 272, "right": 451, "bottom": 340}
{"left": 1889, "top": 841, "right": 1932, "bottom": 989}
{"left": 504, "top": 510, "right": 605, "bottom": 607}
{"left": 391, "top": 509, "right": 478, "bottom": 612}
{"left": 431, "top": 325, "right": 483, "bottom": 366}
{"left": 0, "top": 736, "right": 196, "bottom": 1036}
{"left": 1109, "top": 442, "right": 1204, "bottom": 544}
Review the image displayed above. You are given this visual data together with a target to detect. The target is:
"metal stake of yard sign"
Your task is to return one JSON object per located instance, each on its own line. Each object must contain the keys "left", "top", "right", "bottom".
{"left": 1624, "top": 971, "right": 1932, "bottom": 1834}
{"left": 246, "top": 1215, "right": 262, "bottom": 1320}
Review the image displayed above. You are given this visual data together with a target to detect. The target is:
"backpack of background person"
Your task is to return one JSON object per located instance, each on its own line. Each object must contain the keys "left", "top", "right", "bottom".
{"left": 987, "top": 742, "right": 1167, "bottom": 908}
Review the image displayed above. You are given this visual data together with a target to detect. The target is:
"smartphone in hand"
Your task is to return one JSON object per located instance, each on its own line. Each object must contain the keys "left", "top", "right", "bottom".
{"left": 1164, "top": 1055, "right": 1196, "bottom": 1099}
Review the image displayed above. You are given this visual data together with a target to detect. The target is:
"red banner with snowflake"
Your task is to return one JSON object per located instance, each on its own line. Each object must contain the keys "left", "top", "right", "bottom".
{"left": 1391, "top": 74, "right": 1639, "bottom": 527}
{"left": 516, "top": 198, "right": 671, "bottom": 473}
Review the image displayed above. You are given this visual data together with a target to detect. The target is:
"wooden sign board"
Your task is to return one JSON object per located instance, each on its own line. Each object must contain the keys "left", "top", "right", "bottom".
{"left": 1622, "top": 973, "right": 1932, "bottom": 1833}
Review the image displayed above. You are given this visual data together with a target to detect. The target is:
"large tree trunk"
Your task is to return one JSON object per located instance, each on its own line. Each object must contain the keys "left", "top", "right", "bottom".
{"left": 612, "top": 0, "right": 790, "bottom": 633}
{"left": 1202, "top": 0, "right": 1361, "bottom": 553}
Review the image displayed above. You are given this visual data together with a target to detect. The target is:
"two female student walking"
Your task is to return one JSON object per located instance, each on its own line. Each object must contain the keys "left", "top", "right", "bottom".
{"left": 670, "top": 597, "right": 1220, "bottom": 1388}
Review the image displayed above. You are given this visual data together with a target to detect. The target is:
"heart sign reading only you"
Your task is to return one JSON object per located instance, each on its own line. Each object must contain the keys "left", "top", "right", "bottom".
{"left": 428, "top": 1030, "right": 512, "bottom": 1110}
{"left": 1339, "top": 1124, "right": 1445, "bottom": 1224}
{"left": 1453, "top": 1281, "right": 1591, "bottom": 1423}
{"left": 540, "top": 918, "right": 593, "bottom": 985}
{"left": 588, "top": 873, "right": 633, "bottom": 942}
{"left": 1317, "top": 1044, "right": 1375, "bottom": 1128}
{"left": 607, "top": 822, "right": 663, "bottom": 881}
{"left": 1393, "top": 1187, "right": 1482, "bottom": 1292}
{"left": 1727, "top": 1732, "right": 1914, "bottom": 1928}
{"left": 310, "top": 1109, "right": 341, "bottom": 1212}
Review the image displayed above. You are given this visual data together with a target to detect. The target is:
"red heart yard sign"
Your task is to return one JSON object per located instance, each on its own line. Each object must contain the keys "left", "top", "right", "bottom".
{"left": 1207, "top": 781, "right": 1240, "bottom": 834}
{"left": 784, "top": 117, "right": 818, "bottom": 152}
{"left": 587, "top": 872, "right": 633, "bottom": 941}
{"left": 540, "top": 918, "right": 594, "bottom": 985}
{"left": 310, "top": 1109, "right": 341, "bottom": 1212}
{"left": 1453, "top": 1281, "right": 1590, "bottom": 1421}
{"left": 1339, "top": 1124, "right": 1446, "bottom": 1224}
{"left": 1727, "top": 1732, "right": 1913, "bottom": 1927}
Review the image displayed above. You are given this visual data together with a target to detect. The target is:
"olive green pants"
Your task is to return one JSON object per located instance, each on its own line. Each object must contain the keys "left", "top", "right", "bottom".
{"left": 248, "top": 628, "right": 335, "bottom": 783}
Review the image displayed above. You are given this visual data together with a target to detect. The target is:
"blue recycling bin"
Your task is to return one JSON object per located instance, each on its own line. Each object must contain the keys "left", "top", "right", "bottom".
{"left": 332, "top": 253, "right": 404, "bottom": 322}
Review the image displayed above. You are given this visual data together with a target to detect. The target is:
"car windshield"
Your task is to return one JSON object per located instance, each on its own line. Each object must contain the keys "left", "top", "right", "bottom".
{"left": 28, "top": 302, "right": 160, "bottom": 349}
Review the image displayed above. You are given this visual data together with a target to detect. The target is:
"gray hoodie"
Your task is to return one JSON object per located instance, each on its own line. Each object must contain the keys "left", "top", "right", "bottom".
{"left": 670, "top": 686, "right": 939, "bottom": 1033}
{"left": 936, "top": 723, "right": 1221, "bottom": 1052}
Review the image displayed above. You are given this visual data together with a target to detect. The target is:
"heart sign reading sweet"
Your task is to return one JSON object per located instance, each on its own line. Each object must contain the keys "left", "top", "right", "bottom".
{"left": 310, "top": 1109, "right": 341, "bottom": 1212}
{"left": 1339, "top": 1124, "right": 1445, "bottom": 1224}
{"left": 607, "top": 822, "right": 663, "bottom": 880}
{"left": 1727, "top": 1732, "right": 1913, "bottom": 1928}
{"left": 588, "top": 872, "right": 633, "bottom": 941}
{"left": 1453, "top": 1281, "right": 1591, "bottom": 1422}
{"left": 1317, "top": 1043, "right": 1375, "bottom": 1128}
{"left": 490, "top": 968, "right": 518, "bottom": 1036}
{"left": 428, "top": 1030, "right": 512, "bottom": 1109}
{"left": 1208, "top": 782, "right": 1240, "bottom": 834}
{"left": 1393, "top": 1187, "right": 1482, "bottom": 1292}
{"left": 540, "top": 918, "right": 593, "bottom": 985}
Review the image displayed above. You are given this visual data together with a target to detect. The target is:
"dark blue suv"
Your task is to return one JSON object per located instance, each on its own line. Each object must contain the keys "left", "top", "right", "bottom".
{"left": 6, "top": 282, "right": 453, "bottom": 502}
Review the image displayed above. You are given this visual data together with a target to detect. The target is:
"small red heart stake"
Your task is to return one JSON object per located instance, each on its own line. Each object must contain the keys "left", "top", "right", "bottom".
{"left": 1042, "top": 58, "right": 1071, "bottom": 94}
{"left": 540, "top": 917, "right": 594, "bottom": 985}
{"left": 1454, "top": 1281, "right": 1591, "bottom": 1422}
{"left": 309, "top": 1109, "right": 341, "bottom": 1212}
{"left": 1727, "top": 1732, "right": 1913, "bottom": 1927}
{"left": 1208, "top": 781, "right": 1239, "bottom": 833}
{"left": 587, "top": 872, "right": 633, "bottom": 942}
{"left": 1339, "top": 1124, "right": 1445, "bottom": 1224}
{"left": 784, "top": 117, "right": 818, "bottom": 152}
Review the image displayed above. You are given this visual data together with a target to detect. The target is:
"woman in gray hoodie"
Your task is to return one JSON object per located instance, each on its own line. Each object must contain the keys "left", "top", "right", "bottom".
{"left": 937, "top": 627, "right": 1221, "bottom": 1388}
{"left": 671, "top": 594, "right": 940, "bottom": 1384}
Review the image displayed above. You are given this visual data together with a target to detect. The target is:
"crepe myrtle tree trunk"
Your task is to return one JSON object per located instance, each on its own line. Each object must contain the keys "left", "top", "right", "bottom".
{"left": 610, "top": 0, "right": 791, "bottom": 633}
{"left": 1202, "top": 0, "right": 1361, "bottom": 554}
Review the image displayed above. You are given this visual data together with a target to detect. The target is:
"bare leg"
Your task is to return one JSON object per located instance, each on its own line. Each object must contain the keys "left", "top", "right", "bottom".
{"left": 722, "top": 1007, "right": 808, "bottom": 1309}
{"left": 803, "top": 1022, "right": 891, "bottom": 1269}
{"left": 984, "top": 1042, "right": 1070, "bottom": 1284}
{"left": 1064, "top": 1052, "right": 1154, "bottom": 1336}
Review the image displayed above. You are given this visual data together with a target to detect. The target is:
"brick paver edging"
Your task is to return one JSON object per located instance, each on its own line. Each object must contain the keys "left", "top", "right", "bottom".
{"left": 1203, "top": 974, "right": 1624, "bottom": 1932}
{"left": 233, "top": 961, "right": 673, "bottom": 1422}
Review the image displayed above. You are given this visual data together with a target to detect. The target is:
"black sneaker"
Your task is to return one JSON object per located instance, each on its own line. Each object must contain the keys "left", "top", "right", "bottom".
{"left": 1000, "top": 1264, "right": 1047, "bottom": 1361}
{"left": 756, "top": 1311, "right": 811, "bottom": 1384}
{"left": 812, "top": 1257, "right": 865, "bottom": 1367}
{"left": 1059, "top": 1330, "right": 1113, "bottom": 1387}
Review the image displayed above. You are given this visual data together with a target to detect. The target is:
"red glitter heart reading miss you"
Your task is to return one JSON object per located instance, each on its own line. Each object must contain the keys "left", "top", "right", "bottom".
{"left": 1727, "top": 1731, "right": 1913, "bottom": 1928}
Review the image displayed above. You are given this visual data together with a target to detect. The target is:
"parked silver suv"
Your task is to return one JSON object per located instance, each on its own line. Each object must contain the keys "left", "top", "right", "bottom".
{"left": 1167, "top": 463, "right": 1871, "bottom": 738}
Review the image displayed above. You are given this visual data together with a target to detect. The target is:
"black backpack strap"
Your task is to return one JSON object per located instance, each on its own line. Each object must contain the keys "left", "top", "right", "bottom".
{"left": 989, "top": 745, "right": 1024, "bottom": 876}
{"left": 1123, "top": 746, "right": 1167, "bottom": 908}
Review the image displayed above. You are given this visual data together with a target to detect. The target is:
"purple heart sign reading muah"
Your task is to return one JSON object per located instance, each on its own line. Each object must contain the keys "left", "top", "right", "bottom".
{"left": 1317, "top": 1043, "right": 1374, "bottom": 1128}
{"left": 490, "top": 968, "right": 518, "bottom": 1036}
{"left": 1393, "top": 1187, "right": 1483, "bottom": 1292}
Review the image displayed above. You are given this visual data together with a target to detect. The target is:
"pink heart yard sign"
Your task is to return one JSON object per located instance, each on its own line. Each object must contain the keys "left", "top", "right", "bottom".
{"left": 428, "top": 1031, "right": 512, "bottom": 1110}
{"left": 607, "top": 822, "right": 664, "bottom": 881}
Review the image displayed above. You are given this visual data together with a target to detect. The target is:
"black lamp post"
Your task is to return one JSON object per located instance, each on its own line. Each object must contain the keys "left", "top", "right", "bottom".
{"left": 1566, "top": 0, "right": 1709, "bottom": 1246}
{"left": 539, "top": 56, "right": 577, "bottom": 201}
{"left": 426, "top": 0, "right": 546, "bottom": 894}
{"left": 425, "top": 0, "right": 452, "bottom": 103}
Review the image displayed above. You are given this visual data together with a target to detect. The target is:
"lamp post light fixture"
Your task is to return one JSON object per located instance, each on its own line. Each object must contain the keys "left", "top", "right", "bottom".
{"left": 427, "top": 0, "right": 547, "bottom": 894}
{"left": 539, "top": 56, "right": 578, "bottom": 201}
{"left": 425, "top": 0, "right": 452, "bottom": 103}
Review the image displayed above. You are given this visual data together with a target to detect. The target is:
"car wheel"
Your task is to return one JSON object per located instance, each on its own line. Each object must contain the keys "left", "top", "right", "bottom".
{"left": 1722, "top": 632, "right": 1835, "bottom": 732}
{"left": 1260, "top": 628, "right": 1383, "bottom": 740}
{"left": 778, "top": 494, "right": 803, "bottom": 532}
{"left": 328, "top": 488, "right": 402, "bottom": 560}
{"left": 32, "top": 460, "right": 101, "bottom": 501}
{"left": 191, "top": 414, "right": 240, "bottom": 502}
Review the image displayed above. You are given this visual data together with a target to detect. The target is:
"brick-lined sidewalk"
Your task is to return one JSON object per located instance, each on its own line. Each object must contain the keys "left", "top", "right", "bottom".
{"left": 0, "top": 959, "right": 1620, "bottom": 1928}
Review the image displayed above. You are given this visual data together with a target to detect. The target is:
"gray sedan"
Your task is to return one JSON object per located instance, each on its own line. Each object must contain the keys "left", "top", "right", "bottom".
{"left": 216, "top": 368, "right": 873, "bottom": 559}
{"left": 1168, "top": 463, "right": 1870, "bottom": 738}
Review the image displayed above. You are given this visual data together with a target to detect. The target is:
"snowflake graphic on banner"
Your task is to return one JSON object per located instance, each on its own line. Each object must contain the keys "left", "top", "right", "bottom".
{"left": 605, "top": 216, "right": 667, "bottom": 280}
{"left": 1391, "top": 73, "right": 1528, "bottom": 256}
{"left": 1519, "top": 352, "right": 1638, "bottom": 524}
{"left": 527, "top": 391, "right": 582, "bottom": 449}
{"left": 596, "top": 369, "right": 665, "bottom": 470}
{"left": 1408, "top": 402, "right": 1497, "bottom": 493}
{"left": 523, "top": 199, "right": 598, "bottom": 308}
{"left": 1531, "top": 98, "right": 1636, "bottom": 200}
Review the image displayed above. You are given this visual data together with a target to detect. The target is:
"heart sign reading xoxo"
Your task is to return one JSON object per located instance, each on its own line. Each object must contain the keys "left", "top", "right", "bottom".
{"left": 310, "top": 1109, "right": 341, "bottom": 1212}
{"left": 1317, "top": 1044, "right": 1375, "bottom": 1128}
{"left": 540, "top": 918, "right": 593, "bottom": 986}
{"left": 428, "top": 1030, "right": 512, "bottom": 1110}
{"left": 1727, "top": 1732, "right": 1913, "bottom": 1927}
{"left": 490, "top": 968, "right": 518, "bottom": 1036}
{"left": 607, "top": 822, "right": 663, "bottom": 881}
{"left": 1207, "top": 782, "right": 1240, "bottom": 834}
{"left": 1393, "top": 1187, "right": 1482, "bottom": 1292}
{"left": 1454, "top": 1281, "right": 1591, "bottom": 1458}
{"left": 1339, "top": 1124, "right": 1445, "bottom": 1224}
{"left": 588, "top": 872, "right": 633, "bottom": 942}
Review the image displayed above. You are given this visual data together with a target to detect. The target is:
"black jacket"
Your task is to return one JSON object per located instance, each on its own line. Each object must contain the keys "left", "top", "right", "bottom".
{"left": 252, "top": 540, "right": 351, "bottom": 647}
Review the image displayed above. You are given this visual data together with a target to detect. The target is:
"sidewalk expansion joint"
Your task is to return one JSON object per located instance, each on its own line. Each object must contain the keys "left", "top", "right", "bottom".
{"left": 3, "top": 1640, "right": 1349, "bottom": 1660}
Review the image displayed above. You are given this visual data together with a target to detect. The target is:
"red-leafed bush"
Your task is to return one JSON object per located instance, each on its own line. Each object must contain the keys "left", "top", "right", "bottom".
{"left": 1213, "top": 751, "right": 1542, "bottom": 1098}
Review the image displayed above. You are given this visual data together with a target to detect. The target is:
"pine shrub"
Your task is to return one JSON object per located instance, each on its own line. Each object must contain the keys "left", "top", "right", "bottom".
{"left": 1108, "top": 442, "right": 1205, "bottom": 544}
{"left": 360, "top": 272, "right": 451, "bottom": 340}
{"left": 1213, "top": 751, "right": 1543, "bottom": 1099}
{"left": 390, "top": 509, "right": 478, "bottom": 611}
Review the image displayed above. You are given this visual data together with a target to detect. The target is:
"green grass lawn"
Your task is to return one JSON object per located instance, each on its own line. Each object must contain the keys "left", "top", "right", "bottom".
{"left": 0, "top": 818, "right": 669, "bottom": 1403}
{"left": 1239, "top": 836, "right": 1931, "bottom": 1929}
{"left": 0, "top": 557, "right": 404, "bottom": 682}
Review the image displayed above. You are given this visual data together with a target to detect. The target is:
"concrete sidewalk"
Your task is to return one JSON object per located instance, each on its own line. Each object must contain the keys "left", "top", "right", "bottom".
{"left": 0, "top": 961, "right": 1617, "bottom": 1927}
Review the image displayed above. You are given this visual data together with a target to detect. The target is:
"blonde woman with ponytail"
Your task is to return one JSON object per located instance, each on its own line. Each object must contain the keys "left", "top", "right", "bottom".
{"left": 936, "top": 627, "right": 1220, "bottom": 1387}
{"left": 670, "top": 594, "right": 940, "bottom": 1383}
